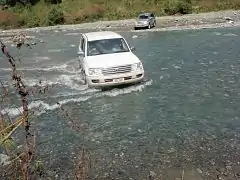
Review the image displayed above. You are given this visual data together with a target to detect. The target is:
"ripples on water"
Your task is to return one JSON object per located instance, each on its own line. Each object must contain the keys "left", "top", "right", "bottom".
{"left": 0, "top": 28, "right": 240, "bottom": 179}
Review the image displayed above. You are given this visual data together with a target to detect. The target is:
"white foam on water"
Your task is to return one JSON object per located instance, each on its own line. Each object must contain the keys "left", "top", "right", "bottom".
{"left": 70, "top": 44, "right": 76, "bottom": 47}
{"left": 22, "top": 73, "right": 84, "bottom": 89}
{"left": 47, "top": 88, "right": 99, "bottom": 99}
{"left": 1, "top": 64, "right": 83, "bottom": 90}
{"left": 0, "top": 64, "right": 66, "bottom": 72}
{"left": 22, "top": 78, "right": 56, "bottom": 87}
{"left": 47, "top": 49, "right": 62, "bottom": 53}
{"left": 34, "top": 56, "right": 51, "bottom": 62}
{"left": 64, "top": 32, "right": 80, "bottom": 36}
{"left": 98, "top": 79, "right": 152, "bottom": 97}
{"left": 213, "top": 32, "right": 221, "bottom": 36}
{"left": 0, "top": 68, "right": 11, "bottom": 72}
{"left": 0, "top": 63, "right": 79, "bottom": 74}
{"left": 132, "top": 35, "right": 138, "bottom": 39}
{"left": 1, "top": 96, "right": 91, "bottom": 117}
{"left": 1, "top": 79, "right": 152, "bottom": 118}
{"left": 223, "top": 33, "right": 237, "bottom": 36}
{"left": 173, "top": 65, "right": 181, "bottom": 69}
{"left": 55, "top": 74, "right": 85, "bottom": 90}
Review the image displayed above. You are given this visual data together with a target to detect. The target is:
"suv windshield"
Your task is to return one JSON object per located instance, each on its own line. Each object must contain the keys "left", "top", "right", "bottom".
{"left": 87, "top": 38, "right": 130, "bottom": 56}
{"left": 138, "top": 15, "right": 149, "bottom": 19}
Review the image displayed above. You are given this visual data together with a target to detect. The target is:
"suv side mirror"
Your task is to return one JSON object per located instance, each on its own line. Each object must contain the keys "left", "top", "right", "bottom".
{"left": 130, "top": 46, "right": 136, "bottom": 51}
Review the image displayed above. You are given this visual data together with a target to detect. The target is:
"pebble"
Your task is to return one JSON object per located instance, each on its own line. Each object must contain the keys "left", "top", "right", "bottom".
{"left": 149, "top": 171, "right": 156, "bottom": 177}
{"left": 225, "top": 17, "right": 232, "bottom": 21}
{"left": 226, "top": 165, "right": 232, "bottom": 170}
{"left": 197, "top": 168, "right": 203, "bottom": 174}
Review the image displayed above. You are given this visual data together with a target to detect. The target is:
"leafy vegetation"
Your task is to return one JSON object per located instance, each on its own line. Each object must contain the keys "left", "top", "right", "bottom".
{"left": 0, "top": 0, "right": 240, "bottom": 29}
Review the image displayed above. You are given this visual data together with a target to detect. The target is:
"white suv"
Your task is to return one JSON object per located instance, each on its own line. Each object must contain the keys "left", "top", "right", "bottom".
{"left": 77, "top": 31, "right": 144, "bottom": 88}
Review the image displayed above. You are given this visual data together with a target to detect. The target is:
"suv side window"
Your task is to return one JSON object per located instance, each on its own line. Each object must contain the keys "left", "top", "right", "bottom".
{"left": 150, "top": 13, "right": 154, "bottom": 18}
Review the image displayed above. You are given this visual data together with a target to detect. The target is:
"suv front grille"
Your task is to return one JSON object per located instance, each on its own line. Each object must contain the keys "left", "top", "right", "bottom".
{"left": 102, "top": 65, "right": 132, "bottom": 75}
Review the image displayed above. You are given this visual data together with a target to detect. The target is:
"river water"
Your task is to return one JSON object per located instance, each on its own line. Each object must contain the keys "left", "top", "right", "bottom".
{"left": 0, "top": 27, "right": 240, "bottom": 179}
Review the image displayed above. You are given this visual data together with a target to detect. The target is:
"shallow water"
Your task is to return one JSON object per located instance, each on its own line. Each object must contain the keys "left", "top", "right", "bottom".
{"left": 0, "top": 27, "right": 240, "bottom": 179}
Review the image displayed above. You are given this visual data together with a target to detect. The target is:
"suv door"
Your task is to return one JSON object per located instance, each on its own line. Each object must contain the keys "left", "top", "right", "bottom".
{"left": 150, "top": 13, "right": 155, "bottom": 25}
{"left": 78, "top": 36, "right": 86, "bottom": 67}
{"left": 78, "top": 36, "right": 87, "bottom": 83}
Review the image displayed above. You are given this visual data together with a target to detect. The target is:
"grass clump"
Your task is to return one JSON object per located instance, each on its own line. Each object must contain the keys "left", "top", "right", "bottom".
{"left": 67, "top": 4, "right": 104, "bottom": 24}
{"left": 0, "top": 10, "right": 25, "bottom": 29}
{"left": 163, "top": 0, "right": 193, "bottom": 15}
{"left": 0, "top": 0, "right": 240, "bottom": 29}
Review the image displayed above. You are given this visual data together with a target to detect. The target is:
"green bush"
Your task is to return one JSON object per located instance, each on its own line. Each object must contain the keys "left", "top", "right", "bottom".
{"left": 25, "top": 12, "right": 41, "bottom": 27}
{"left": 47, "top": 6, "right": 64, "bottom": 26}
{"left": 164, "top": 0, "right": 192, "bottom": 15}
{"left": 178, "top": 0, "right": 192, "bottom": 14}
{"left": 0, "top": 0, "right": 6, "bottom": 5}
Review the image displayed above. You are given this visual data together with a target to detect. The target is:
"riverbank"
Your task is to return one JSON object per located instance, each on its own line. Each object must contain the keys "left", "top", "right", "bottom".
{"left": 1, "top": 0, "right": 240, "bottom": 30}
{"left": 1, "top": 9, "right": 240, "bottom": 36}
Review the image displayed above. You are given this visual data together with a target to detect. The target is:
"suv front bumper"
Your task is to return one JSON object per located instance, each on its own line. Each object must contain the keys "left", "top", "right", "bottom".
{"left": 134, "top": 24, "right": 148, "bottom": 28}
{"left": 86, "top": 70, "right": 144, "bottom": 88}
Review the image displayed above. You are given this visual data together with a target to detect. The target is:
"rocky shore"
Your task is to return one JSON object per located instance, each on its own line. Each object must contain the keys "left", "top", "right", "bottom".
{"left": 0, "top": 9, "right": 240, "bottom": 36}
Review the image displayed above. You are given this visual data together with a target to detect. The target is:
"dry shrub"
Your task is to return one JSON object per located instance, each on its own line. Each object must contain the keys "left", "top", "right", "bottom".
{"left": 198, "top": 0, "right": 217, "bottom": 8}
{"left": 163, "top": 0, "right": 192, "bottom": 15}
{"left": 225, "top": 0, "right": 240, "bottom": 8}
{"left": 64, "top": 12, "right": 76, "bottom": 24}
{"left": 197, "top": 0, "right": 240, "bottom": 10}
{"left": 69, "top": 4, "right": 104, "bottom": 23}
{"left": 0, "top": 10, "right": 25, "bottom": 29}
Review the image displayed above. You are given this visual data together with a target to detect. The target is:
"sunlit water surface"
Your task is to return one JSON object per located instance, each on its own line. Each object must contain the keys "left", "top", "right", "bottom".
{"left": 0, "top": 28, "right": 240, "bottom": 179}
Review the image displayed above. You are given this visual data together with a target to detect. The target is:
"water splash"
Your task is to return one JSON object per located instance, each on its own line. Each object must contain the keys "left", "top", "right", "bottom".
{"left": 1, "top": 79, "right": 152, "bottom": 118}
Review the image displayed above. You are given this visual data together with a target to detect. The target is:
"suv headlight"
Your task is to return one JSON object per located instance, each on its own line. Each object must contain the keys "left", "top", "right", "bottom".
{"left": 132, "top": 62, "right": 143, "bottom": 71}
{"left": 88, "top": 68, "right": 102, "bottom": 76}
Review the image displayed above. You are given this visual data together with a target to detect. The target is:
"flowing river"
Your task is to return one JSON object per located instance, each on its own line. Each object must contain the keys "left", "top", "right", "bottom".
{"left": 0, "top": 27, "right": 240, "bottom": 179}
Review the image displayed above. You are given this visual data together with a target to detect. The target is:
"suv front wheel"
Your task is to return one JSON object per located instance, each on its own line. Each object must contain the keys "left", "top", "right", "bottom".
{"left": 153, "top": 21, "right": 156, "bottom": 27}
